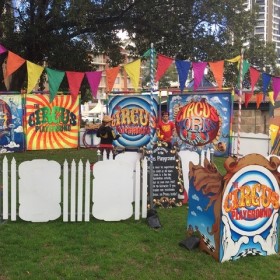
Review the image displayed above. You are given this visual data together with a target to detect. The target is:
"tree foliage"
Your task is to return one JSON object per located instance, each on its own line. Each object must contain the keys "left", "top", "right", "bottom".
{"left": 0, "top": 0, "right": 278, "bottom": 93}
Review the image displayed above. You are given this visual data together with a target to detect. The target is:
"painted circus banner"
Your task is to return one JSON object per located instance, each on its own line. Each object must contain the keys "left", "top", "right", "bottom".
{"left": 25, "top": 94, "right": 80, "bottom": 150}
{"left": 0, "top": 95, "right": 24, "bottom": 152}
{"left": 108, "top": 94, "right": 158, "bottom": 148}
{"left": 186, "top": 154, "right": 280, "bottom": 262}
{"left": 169, "top": 92, "right": 232, "bottom": 156}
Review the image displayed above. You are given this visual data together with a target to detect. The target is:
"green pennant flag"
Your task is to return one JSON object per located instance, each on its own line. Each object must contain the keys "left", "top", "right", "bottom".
{"left": 238, "top": 60, "right": 250, "bottom": 89}
{"left": 46, "top": 68, "right": 65, "bottom": 102}
{"left": 142, "top": 49, "right": 151, "bottom": 58}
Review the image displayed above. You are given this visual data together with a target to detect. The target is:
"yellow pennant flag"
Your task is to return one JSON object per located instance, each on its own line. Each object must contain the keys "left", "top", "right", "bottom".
{"left": 226, "top": 55, "right": 241, "bottom": 63}
{"left": 268, "top": 91, "right": 275, "bottom": 106}
{"left": 27, "top": 61, "right": 44, "bottom": 93}
{"left": 124, "top": 59, "right": 141, "bottom": 91}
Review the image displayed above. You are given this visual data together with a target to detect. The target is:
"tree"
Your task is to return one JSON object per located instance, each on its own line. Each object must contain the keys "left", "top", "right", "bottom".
{"left": 0, "top": 0, "right": 278, "bottom": 93}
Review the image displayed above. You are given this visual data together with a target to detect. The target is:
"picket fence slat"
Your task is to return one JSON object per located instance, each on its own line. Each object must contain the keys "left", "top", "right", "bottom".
{"left": 11, "top": 158, "right": 17, "bottom": 221}
{"left": 134, "top": 160, "right": 140, "bottom": 220}
{"left": 141, "top": 158, "right": 148, "bottom": 218}
{"left": 70, "top": 160, "right": 76, "bottom": 222}
{"left": 84, "top": 161, "right": 90, "bottom": 222}
{"left": 77, "top": 160, "right": 83, "bottom": 222}
{"left": 3, "top": 156, "right": 8, "bottom": 220}
{"left": 63, "top": 160, "right": 69, "bottom": 222}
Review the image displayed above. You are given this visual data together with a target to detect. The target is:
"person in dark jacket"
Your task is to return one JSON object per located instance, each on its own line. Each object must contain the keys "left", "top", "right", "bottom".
{"left": 96, "top": 115, "right": 120, "bottom": 158}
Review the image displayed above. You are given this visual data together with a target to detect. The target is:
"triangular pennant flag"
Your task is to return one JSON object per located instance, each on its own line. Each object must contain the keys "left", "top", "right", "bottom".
{"left": 244, "top": 92, "right": 253, "bottom": 108}
{"left": 142, "top": 49, "right": 151, "bottom": 58}
{"left": 66, "top": 71, "right": 85, "bottom": 102}
{"left": 226, "top": 55, "right": 241, "bottom": 63}
{"left": 262, "top": 72, "right": 271, "bottom": 93}
{"left": 256, "top": 93, "right": 263, "bottom": 109}
{"left": 0, "top": 44, "right": 7, "bottom": 54}
{"left": 268, "top": 91, "right": 275, "bottom": 106}
{"left": 192, "top": 62, "right": 207, "bottom": 91}
{"left": 272, "top": 76, "right": 280, "bottom": 101}
{"left": 175, "top": 60, "right": 191, "bottom": 92}
{"left": 249, "top": 67, "right": 260, "bottom": 93}
{"left": 155, "top": 54, "right": 173, "bottom": 82}
{"left": 106, "top": 66, "right": 120, "bottom": 93}
{"left": 46, "top": 68, "right": 65, "bottom": 102}
{"left": 5, "top": 51, "right": 26, "bottom": 78}
{"left": 209, "top": 60, "right": 224, "bottom": 89}
{"left": 86, "top": 71, "right": 102, "bottom": 98}
{"left": 124, "top": 59, "right": 141, "bottom": 92}
{"left": 26, "top": 61, "right": 44, "bottom": 94}
{"left": 237, "top": 60, "right": 250, "bottom": 89}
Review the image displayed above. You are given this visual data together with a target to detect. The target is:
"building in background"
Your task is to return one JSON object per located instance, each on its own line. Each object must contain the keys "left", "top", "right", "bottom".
{"left": 244, "top": 0, "right": 280, "bottom": 64}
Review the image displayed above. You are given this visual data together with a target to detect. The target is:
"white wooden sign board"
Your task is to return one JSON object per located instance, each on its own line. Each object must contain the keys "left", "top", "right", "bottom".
{"left": 92, "top": 159, "right": 134, "bottom": 221}
{"left": 18, "top": 159, "right": 61, "bottom": 222}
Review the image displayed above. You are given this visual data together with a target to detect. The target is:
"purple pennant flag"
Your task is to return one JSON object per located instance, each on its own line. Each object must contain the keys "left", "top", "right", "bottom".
{"left": 192, "top": 62, "right": 207, "bottom": 91}
{"left": 86, "top": 71, "right": 102, "bottom": 98}
{"left": 262, "top": 72, "right": 271, "bottom": 94}
{"left": 175, "top": 60, "right": 191, "bottom": 92}
{"left": 272, "top": 77, "right": 280, "bottom": 101}
{"left": 0, "top": 44, "right": 7, "bottom": 54}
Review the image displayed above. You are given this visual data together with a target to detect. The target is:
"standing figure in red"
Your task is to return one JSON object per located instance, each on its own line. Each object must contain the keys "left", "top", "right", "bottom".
{"left": 156, "top": 111, "right": 175, "bottom": 148}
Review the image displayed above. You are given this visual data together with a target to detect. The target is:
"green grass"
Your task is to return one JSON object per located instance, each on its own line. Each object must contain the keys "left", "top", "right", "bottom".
{"left": 0, "top": 150, "right": 279, "bottom": 280}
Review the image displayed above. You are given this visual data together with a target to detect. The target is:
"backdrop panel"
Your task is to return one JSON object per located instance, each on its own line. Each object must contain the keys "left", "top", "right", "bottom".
{"left": 25, "top": 94, "right": 80, "bottom": 150}
{"left": 0, "top": 94, "right": 24, "bottom": 152}
{"left": 108, "top": 94, "right": 158, "bottom": 149}
{"left": 169, "top": 92, "right": 233, "bottom": 156}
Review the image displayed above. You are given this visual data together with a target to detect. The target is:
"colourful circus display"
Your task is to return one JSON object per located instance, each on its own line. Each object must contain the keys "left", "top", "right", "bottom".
{"left": 187, "top": 154, "right": 280, "bottom": 262}
{"left": 25, "top": 94, "right": 80, "bottom": 150}
{"left": 169, "top": 92, "right": 232, "bottom": 156}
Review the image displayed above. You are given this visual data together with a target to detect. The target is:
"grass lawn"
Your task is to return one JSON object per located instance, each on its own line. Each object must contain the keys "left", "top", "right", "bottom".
{"left": 0, "top": 149, "right": 279, "bottom": 280}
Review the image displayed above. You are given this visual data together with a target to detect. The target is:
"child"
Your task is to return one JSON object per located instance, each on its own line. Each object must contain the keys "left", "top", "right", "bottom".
{"left": 96, "top": 115, "right": 120, "bottom": 158}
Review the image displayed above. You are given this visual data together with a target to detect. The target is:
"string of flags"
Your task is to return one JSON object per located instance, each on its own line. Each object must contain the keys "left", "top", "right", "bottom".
{"left": 0, "top": 43, "right": 279, "bottom": 107}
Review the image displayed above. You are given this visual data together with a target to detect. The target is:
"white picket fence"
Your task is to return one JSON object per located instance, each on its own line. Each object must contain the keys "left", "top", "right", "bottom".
{"left": 0, "top": 154, "right": 148, "bottom": 223}
{"left": 0, "top": 148, "right": 213, "bottom": 223}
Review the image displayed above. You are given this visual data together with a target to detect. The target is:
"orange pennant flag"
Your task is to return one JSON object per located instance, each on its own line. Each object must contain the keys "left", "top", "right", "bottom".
{"left": 155, "top": 54, "right": 174, "bottom": 82}
{"left": 5, "top": 51, "right": 26, "bottom": 78}
{"left": 256, "top": 93, "right": 263, "bottom": 109}
{"left": 209, "top": 60, "right": 224, "bottom": 89}
{"left": 106, "top": 66, "right": 120, "bottom": 93}
{"left": 66, "top": 71, "right": 85, "bottom": 102}
{"left": 124, "top": 59, "right": 141, "bottom": 92}
{"left": 244, "top": 92, "right": 253, "bottom": 108}
{"left": 26, "top": 61, "right": 44, "bottom": 93}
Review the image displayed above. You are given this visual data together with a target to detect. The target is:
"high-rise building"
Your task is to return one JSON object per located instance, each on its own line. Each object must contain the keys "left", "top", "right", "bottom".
{"left": 244, "top": 0, "right": 280, "bottom": 64}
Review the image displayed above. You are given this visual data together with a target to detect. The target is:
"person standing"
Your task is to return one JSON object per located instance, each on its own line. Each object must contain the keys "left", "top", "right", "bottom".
{"left": 96, "top": 115, "right": 120, "bottom": 158}
{"left": 156, "top": 111, "right": 175, "bottom": 148}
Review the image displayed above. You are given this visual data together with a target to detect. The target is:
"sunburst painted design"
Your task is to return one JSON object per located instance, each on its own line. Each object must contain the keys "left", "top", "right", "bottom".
{"left": 25, "top": 94, "right": 79, "bottom": 150}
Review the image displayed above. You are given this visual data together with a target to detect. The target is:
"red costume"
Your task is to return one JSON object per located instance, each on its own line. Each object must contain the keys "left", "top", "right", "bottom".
{"left": 157, "top": 119, "right": 175, "bottom": 143}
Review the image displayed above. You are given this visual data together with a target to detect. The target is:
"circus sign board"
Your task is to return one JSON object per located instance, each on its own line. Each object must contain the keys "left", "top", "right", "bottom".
{"left": 220, "top": 155, "right": 280, "bottom": 262}
{"left": 169, "top": 92, "right": 232, "bottom": 156}
{"left": 25, "top": 94, "right": 79, "bottom": 150}
{"left": 108, "top": 94, "right": 158, "bottom": 149}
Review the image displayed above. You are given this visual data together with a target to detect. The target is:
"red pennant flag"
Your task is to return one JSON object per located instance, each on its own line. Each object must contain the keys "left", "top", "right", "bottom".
{"left": 155, "top": 54, "right": 174, "bottom": 82}
{"left": 66, "top": 71, "right": 85, "bottom": 103}
{"left": 209, "top": 60, "right": 224, "bottom": 89}
{"left": 5, "top": 51, "right": 26, "bottom": 78}
{"left": 106, "top": 66, "right": 120, "bottom": 93}
{"left": 244, "top": 92, "right": 253, "bottom": 108}
{"left": 249, "top": 67, "right": 260, "bottom": 93}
